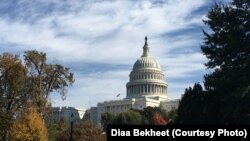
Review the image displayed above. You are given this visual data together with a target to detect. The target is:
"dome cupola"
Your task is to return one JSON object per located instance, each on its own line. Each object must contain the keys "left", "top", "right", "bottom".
{"left": 126, "top": 36, "right": 169, "bottom": 100}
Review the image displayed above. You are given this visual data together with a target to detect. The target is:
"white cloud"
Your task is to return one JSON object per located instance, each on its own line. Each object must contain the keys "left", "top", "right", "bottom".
{"left": 0, "top": 0, "right": 211, "bottom": 108}
{"left": 0, "top": 0, "right": 206, "bottom": 62}
{"left": 51, "top": 70, "right": 129, "bottom": 108}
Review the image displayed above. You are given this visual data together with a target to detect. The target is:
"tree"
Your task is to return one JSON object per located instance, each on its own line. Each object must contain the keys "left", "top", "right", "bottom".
{"left": 141, "top": 107, "right": 168, "bottom": 124}
{"left": 0, "top": 53, "right": 28, "bottom": 141}
{"left": 166, "top": 109, "right": 177, "bottom": 124}
{"left": 176, "top": 83, "right": 213, "bottom": 124}
{"left": 24, "top": 50, "right": 74, "bottom": 117}
{"left": 177, "top": 0, "right": 250, "bottom": 124}
{"left": 201, "top": 0, "right": 250, "bottom": 124}
{"left": 47, "top": 118, "right": 68, "bottom": 141}
{"left": 152, "top": 113, "right": 167, "bottom": 125}
{"left": 239, "top": 86, "right": 250, "bottom": 123}
{"left": 201, "top": 0, "right": 250, "bottom": 95}
{"left": 101, "top": 112, "right": 115, "bottom": 130}
{"left": 113, "top": 110, "right": 143, "bottom": 124}
{"left": 0, "top": 50, "right": 75, "bottom": 140}
{"left": 9, "top": 106, "right": 48, "bottom": 141}
{"left": 56, "top": 121, "right": 106, "bottom": 141}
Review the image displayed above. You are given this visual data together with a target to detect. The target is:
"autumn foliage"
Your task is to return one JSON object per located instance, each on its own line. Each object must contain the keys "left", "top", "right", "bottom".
{"left": 152, "top": 113, "right": 167, "bottom": 125}
{"left": 0, "top": 53, "right": 28, "bottom": 140}
{"left": 56, "top": 121, "right": 106, "bottom": 141}
{"left": 0, "top": 51, "right": 74, "bottom": 141}
{"left": 9, "top": 106, "right": 48, "bottom": 141}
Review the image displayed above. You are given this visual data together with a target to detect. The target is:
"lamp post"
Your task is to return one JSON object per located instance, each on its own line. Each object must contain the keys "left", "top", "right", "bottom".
{"left": 70, "top": 113, "right": 74, "bottom": 141}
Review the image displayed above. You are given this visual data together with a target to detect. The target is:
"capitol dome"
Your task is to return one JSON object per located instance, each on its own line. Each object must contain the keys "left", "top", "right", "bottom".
{"left": 126, "top": 37, "right": 169, "bottom": 100}
{"left": 93, "top": 36, "right": 176, "bottom": 124}
{"left": 133, "top": 56, "right": 161, "bottom": 70}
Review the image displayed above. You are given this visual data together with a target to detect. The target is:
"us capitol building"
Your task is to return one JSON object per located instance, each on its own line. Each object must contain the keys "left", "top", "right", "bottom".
{"left": 90, "top": 37, "right": 179, "bottom": 124}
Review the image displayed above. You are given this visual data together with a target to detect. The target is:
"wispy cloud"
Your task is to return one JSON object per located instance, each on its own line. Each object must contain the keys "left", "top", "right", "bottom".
{"left": 0, "top": 0, "right": 227, "bottom": 108}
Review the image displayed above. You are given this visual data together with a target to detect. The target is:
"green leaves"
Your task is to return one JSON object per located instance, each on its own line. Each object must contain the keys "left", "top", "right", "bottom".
{"left": 114, "top": 110, "right": 143, "bottom": 125}
{"left": 177, "top": 0, "right": 250, "bottom": 124}
{"left": 101, "top": 112, "right": 115, "bottom": 130}
{"left": 202, "top": 1, "right": 250, "bottom": 70}
{"left": 101, "top": 107, "right": 171, "bottom": 128}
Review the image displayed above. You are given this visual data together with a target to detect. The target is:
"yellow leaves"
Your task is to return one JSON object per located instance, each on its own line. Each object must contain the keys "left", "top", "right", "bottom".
{"left": 0, "top": 53, "right": 28, "bottom": 140}
{"left": 9, "top": 106, "right": 48, "bottom": 141}
{"left": 0, "top": 50, "right": 74, "bottom": 140}
{"left": 0, "top": 52, "right": 27, "bottom": 94}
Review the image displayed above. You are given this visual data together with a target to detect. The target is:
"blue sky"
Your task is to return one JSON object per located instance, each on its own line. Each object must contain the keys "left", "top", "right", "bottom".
{"left": 0, "top": 0, "right": 231, "bottom": 109}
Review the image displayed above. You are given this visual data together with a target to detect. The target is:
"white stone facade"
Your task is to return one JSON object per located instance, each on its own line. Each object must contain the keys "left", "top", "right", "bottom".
{"left": 49, "top": 106, "right": 86, "bottom": 124}
{"left": 160, "top": 99, "right": 179, "bottom": 111}
{"left": 90, "top": 37, "right": 179, "bottom": 124}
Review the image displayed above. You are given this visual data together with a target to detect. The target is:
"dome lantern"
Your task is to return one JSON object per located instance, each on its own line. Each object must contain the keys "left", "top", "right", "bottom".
{"left": 142, "top": 36, "right": 150, "bottom": 57}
